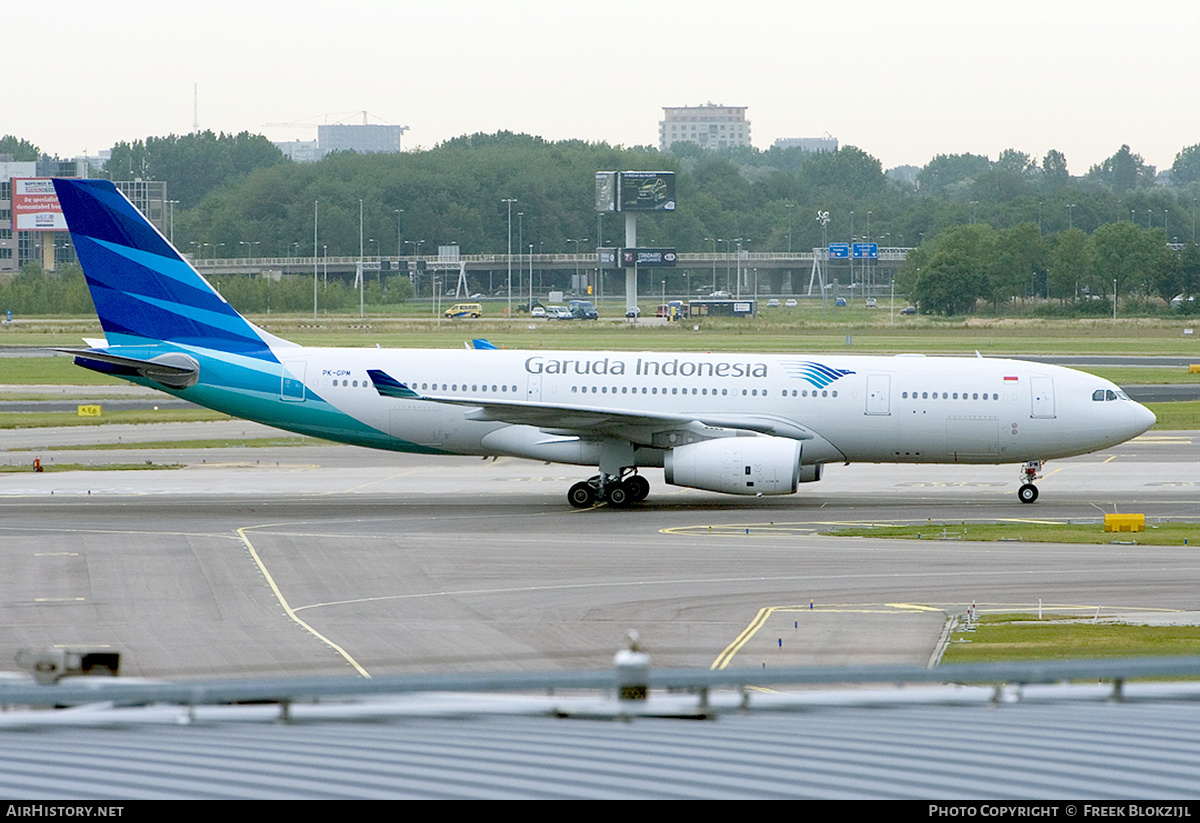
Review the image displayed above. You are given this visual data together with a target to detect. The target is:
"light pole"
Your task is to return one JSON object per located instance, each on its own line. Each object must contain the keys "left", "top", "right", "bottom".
{"left": 567, "top": 238, "right": 588, "bottom": 295}
{"left": 724, "top": 238, "right": 744, "bottom": 299}
{"left": 405, "top": 240, "right": 424, "bottom": 296}
{"left": 502, "top": 198, "right": 516, "bottom": 316}
{"left": 312, "top": 199, "right": 318, "bottom": 319}
{"left": 704, "top": 237, "right": 719, "bottom": 292}
{"left": 358, "top": 200, "right": 365, "bottom": 317}
{"left": 866, "top": 210, "right": 872, "bottom": 301}
{"left": 785, "top": 203, "right": 795, "bottom": 293}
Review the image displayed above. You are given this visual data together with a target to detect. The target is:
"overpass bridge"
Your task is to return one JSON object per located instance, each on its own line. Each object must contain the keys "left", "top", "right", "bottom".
{"left": 192, "top": 248, "right": 913, "bottom": 300}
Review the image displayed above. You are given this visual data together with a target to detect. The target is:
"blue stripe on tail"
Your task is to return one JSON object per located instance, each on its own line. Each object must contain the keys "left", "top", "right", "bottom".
{"left": 53, "top": 179, "right": 274, "bottom": 359}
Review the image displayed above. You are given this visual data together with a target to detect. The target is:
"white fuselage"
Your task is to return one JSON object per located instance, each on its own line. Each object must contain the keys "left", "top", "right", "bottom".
{"left": 232, "top": 347, "right": 1154, "bottom": 469}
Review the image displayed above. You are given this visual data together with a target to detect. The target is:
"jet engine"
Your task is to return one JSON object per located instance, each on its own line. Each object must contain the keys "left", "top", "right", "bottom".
{"left": 664, "top": 436, "right": 816, "bottom": 495}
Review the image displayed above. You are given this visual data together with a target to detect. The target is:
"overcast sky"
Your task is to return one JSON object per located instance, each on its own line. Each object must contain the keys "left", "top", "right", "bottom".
{"left": 10, "top": 0, "right": 1198, "bottom": 175}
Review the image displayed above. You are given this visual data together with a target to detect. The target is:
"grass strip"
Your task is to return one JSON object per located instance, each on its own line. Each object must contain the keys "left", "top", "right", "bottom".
{"left": 0, "top": 461, "right": 184, "bottom": 473}
{"left": 824, "top": 521, "right": 1200, "bottom": 546}
{"left": 41, "top": 436, "right": 320, "bottom": 451}
{"left": 0, "top": 409, "right": 231, "bottom": 428}
{"left": 941, "top": 613, "right": 1200, "bottom": 664}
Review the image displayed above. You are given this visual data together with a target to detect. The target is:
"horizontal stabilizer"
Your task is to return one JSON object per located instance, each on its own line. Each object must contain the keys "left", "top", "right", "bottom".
{"left": 58, "top": 349, "right": 199, "bottom": 389}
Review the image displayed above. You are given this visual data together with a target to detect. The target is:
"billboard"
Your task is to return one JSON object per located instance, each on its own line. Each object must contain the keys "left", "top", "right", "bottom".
{"left": 12, "top": 178, "right": 66, "bottom": 231}
{"left": 595, "top": 172, "right": 617, "bottom": 212}
{"left": 620, "top": 248, "right": 677, "bottom": 268}
{"left": 596, "top": 247, "right": 620, "bottom": 269}
{"left": 618, "top": 171, "right": 675, "bottom": 211}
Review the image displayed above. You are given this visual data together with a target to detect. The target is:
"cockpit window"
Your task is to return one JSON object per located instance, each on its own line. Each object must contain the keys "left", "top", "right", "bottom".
{"left": 1093, "top": 389, "right": 1106, "bottom": 401}
{"left": 1093, "top": 388, "right": 1129, "bottom": 401}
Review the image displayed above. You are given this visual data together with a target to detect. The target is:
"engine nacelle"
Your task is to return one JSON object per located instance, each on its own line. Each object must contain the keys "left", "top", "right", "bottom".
{"left": 664, "top": 436, "right": 810, "bottom": 496}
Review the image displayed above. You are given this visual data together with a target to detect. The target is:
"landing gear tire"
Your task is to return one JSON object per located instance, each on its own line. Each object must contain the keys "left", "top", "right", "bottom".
{"left": 605, "top": 481, "right": 633, "bottom": 508}
{"left": 1018, "top": 483, "right": 1039, "bottom": 504}
{"left": 568, "top": 481, "right": 596, "bottom": 509}
{"left": 628, "top": 475, "right": 650, "bottom": 503}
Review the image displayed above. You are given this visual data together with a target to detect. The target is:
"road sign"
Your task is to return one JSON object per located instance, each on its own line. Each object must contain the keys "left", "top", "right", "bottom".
{"left": 828, "top": 243, "right": 850, "bottom": 259}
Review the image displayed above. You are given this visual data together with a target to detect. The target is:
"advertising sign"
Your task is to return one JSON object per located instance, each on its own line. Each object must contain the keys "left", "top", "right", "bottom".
{"left": 618, "top": 171, "right": 676, "bottom": 212}
{"left": 620, "top": 248, "right": 677, "bottom": 268}
{"left": 12, "top": 178, "right": 66, "bottom": 231}
{"left": 596, "top": 247, "right": 620, "bottom": 269}
{"left": 595, "top": 172, "right": 617, "bottom": 212}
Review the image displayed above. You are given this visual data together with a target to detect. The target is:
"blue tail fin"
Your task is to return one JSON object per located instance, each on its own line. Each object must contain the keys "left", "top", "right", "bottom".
{"left": 53, "top": 179, "right": 276, "bottom": 359}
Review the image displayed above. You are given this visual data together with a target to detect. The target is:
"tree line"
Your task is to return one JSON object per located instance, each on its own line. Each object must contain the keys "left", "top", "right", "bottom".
{"left": 8, "top": 129, "right": 1200, "bottom": 316}
{"left": 0, "top": 262, "right": 413, "bottom": 317}
{"left": 896, "top": 223, "right": 1200, "bottom": 315}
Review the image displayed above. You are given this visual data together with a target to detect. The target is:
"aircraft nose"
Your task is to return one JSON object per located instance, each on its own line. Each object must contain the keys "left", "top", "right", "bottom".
{"left": 1130, "top": 401, "right": 1156, "bottom": 437}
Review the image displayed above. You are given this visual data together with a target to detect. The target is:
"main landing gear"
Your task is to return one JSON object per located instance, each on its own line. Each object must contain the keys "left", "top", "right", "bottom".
{"left": 1018, "top": 460, "right": 1043, "bottom": 504}
{"left": 567, "top": 471, "right": 650, "bottom": 509}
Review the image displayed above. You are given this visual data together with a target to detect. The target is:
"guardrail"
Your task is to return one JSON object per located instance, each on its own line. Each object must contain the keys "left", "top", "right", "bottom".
{"left": 4, "top": 655, "right": 1199, "bottom": 716}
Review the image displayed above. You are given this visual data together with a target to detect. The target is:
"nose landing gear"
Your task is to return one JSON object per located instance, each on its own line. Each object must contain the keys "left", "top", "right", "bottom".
{"left": 1018, "top": 460, "right": 1043, "bottom": 503}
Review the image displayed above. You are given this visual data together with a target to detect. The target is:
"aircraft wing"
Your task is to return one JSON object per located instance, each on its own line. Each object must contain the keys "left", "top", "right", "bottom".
{"left": 366, "top": 369, "right": 815, "bottom": 443}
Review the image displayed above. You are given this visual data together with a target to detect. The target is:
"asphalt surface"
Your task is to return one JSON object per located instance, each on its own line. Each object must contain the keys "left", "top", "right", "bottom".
{"left": 2, "top": 417, "right": 1198, "bottom": 682}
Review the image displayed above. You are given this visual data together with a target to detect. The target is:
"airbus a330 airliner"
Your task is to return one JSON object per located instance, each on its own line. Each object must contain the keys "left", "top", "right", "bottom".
{"left": 52, "top": 178, "right": 1155, "bottom": 507}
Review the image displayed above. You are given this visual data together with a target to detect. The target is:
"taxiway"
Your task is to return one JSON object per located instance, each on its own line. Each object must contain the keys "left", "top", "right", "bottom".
{"left": 1, "top": 425, "right": 1198, "bottom": 681}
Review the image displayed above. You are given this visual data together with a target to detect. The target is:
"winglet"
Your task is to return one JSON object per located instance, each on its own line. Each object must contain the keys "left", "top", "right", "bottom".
{"left": 471, "top": 339, "right": 499, "bottom": 350}
{"left": 367, "top": 369, "right": 421, "bottom": 399}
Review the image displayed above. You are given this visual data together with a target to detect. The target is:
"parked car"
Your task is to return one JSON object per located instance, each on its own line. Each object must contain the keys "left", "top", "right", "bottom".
{"left": 785, "top": 298, "right": 797, "bottom": 308}
{"left": 865, "top": 297, "right": 878, "bottom": 308}
{"left": 545, "top": 305, "right": 573, "bottom": 320}
{"left": 900, "top": 305, "right": 917, "bottom": 315}
{"left": 834, "top": 297, "right": 847, "bottom": 307}
{"left": 568, "top": 299, "right": 598, "bottom": 320}
{"left": 766, "top": 298, "right": 780, "bottom": 308}
{"left": 444, "top": 302, "right": 482, "bottom": 319}
{"left": 530, "top": 306, "right": 547, "bottom": 318}
{"left": 625, "top": 306, "right": 641, "bottom": 318}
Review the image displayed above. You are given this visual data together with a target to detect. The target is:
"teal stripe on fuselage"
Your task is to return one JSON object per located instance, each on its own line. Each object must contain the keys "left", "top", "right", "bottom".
{"left": 103, "top": 343, "right": 452, "bottom": 455}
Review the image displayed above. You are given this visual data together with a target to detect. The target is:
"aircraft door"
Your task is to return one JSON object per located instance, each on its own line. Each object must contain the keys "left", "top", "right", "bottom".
{"left": 281, "top": 360, "right": 306, "bottom": 402}
{"left": 526, "top": 372, "right": 542, "bottom": 402}
{"left": 865, "top": 374, "right": 891, "bottom": 415}
{"left": 1030, "top": 376, "right": 1055, "bottom": 418}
